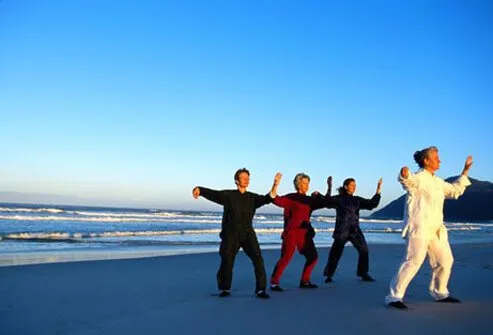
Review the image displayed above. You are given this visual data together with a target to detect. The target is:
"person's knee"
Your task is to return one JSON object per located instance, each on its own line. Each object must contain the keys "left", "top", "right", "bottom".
{"left": 439, "top": 255, "right": 454, "bottom": 269}
{"left": 251, "top": 255, "right": 264, "bottom": 265}
{"left": 306, "top": 252, "right": 318, "bottom": 263}
{"left": 220, "top": 253, "right": 236, "bottom": 265}
{"left": 358, "top": 245, "right": 369, "bottom": 254}
{"left": 404, "top": 251, "right": 427, "bottom": 268}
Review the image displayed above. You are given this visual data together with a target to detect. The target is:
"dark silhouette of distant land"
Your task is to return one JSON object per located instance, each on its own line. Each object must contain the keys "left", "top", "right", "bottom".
{"left": 370, "top": 177, "right": 493, "bottom": 221}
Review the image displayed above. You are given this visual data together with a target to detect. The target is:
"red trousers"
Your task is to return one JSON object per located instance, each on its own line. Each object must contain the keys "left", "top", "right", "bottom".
{"left": 271, "top": 229, "right": 318, "bottom": 285}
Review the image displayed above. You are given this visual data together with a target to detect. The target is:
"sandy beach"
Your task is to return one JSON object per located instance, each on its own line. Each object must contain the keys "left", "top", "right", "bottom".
{"left": 1, "top": 243, "right": 492, "bottom": 335}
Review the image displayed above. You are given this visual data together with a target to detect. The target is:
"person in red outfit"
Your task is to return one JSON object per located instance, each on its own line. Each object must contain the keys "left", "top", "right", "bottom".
{"left": 270, "top": 173, "right": 327, "bottom": 291}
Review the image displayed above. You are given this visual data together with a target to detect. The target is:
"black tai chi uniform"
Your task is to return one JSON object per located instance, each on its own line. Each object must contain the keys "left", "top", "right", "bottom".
{"left": 198, "top": 187, "right": 273, "bottom": 292}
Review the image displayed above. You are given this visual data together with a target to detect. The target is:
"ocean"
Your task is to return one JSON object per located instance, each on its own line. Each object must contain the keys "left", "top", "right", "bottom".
{"left": 1, "top": 202, "right": 492, "bottom": 266}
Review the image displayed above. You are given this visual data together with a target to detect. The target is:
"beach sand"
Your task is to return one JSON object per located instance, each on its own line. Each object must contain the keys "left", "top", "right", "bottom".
{"left": 1, "top": 243, "right": 492, "bottom": 335}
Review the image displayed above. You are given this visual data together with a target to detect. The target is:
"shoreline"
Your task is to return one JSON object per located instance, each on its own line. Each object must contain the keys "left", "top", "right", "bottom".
{"left": 0, "top": 239, "right": 489, "bottom": 268}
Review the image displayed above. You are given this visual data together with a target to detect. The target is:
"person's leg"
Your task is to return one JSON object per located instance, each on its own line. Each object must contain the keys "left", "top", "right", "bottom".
{"left": 385, "top": 235, "right": 428, "bottom": 304}
{"left": 299, "top": 232, "right": 318, "bottom": 286}
{"left": 324, "top": 238, "right": 347, "bottom": 278}
{"left": 348, "top": 229, "right": 371, "bottom": 278}
{"left": 241, "top": 232, "right": 267, "bottom": 293}
{"left": 270, "top": 232, "right": 297, "bottom": 287}
{"left": 427, "top": 227, "right": 456, "bottom": 301}
{"left": 217, "top": 236, "right": 241, "bottom": 293}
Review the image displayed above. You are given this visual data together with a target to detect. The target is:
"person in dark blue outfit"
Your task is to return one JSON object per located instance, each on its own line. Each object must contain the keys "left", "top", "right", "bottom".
{"left": 321, "top": 177, "right": 382, "bottom": 283}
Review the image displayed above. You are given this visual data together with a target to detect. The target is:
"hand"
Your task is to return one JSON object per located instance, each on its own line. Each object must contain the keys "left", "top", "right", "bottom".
{"left": 192, "top": 187, "right": 200, "bottom": 199}
{"left": 376, "top": 178, "right": 383, "bottom": 193}
{"left": 462, "top": 156, "right": 473, "bottom": 176}
{"left": 400, "top": 167, "right": 409, "bottom": 178}
{"left": 327, "top": 176, "right": 332, "bottom": 187}
{"left": 274, "top": 172, "right": 282, "bottom": 186}
{"left": 464, "top": 155, "right": 473, "bottom": 171}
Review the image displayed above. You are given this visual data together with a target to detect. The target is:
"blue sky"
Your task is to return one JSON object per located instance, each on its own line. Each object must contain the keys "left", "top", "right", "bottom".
{"left": 1, "top": 0, "right": 492, "bottom": 212}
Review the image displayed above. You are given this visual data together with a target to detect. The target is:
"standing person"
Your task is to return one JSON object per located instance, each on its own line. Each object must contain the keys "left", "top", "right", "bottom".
{"left": 270, "top": 173, "right": 326, "bottom": 291}
{"left": 385, "top": 147, "right": 473, "bottom": 309}
{"left": 192, "top": 169, "right": 282, "bottom": 299}
{"left": 321, "top": 177, "right": 382, "bottom": 283}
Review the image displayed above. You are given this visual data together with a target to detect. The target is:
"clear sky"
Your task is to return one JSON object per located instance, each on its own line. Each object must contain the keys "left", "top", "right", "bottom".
{"left": 1, "top": 0, "right": 492, "bottom": 212}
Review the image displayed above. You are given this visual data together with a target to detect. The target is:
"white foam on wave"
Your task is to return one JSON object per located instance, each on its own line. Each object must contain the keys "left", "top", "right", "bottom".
{"left": 447, "top": 227, "right": 481, "bottom": 231}
{"left": 446, "top": 222, "right": 493, "bottom": 227}
{"left": 361, "top": 218, "right": 403, "bottom": 224}
{"left": 316, "top": 217, "right": 336, "bottom": 223}
{"left": 3, "top": 229, "right": 224, "bottom": 240}
{"left": 72, "top": 211, "right": 221, "bottom": 220}
{"left": 0, "top": 207, "right": 65, "bottom": 214}
{"left": 0, "top": 214, "right": 223, "bottom": 223}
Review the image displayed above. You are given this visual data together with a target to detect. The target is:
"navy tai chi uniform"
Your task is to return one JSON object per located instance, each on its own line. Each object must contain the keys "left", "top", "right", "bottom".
{"left": 322, "top": 193, "right": 380, "bottom": 280}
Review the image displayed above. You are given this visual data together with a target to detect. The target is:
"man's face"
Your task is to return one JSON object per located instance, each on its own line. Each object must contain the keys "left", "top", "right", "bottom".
{"left": 425, "top": 150, "right": 441, "bottom": 172}
{"left": 297, "top": 178, "right": 310, "bottom": 194}
{"left": 236, "top": 172, "right": 250, "bottom": 188}
{"left": 345, "top": 181, "right": 356, "bottom": 195}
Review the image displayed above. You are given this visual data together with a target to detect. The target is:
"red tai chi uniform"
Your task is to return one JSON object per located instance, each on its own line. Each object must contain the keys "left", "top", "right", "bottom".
{"left": 270, "top": 193, "right": 326, "bottom": 286}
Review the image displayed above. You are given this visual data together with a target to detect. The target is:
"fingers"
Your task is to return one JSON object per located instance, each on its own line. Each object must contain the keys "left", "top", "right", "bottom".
{"left": 401, "top": 167, "right": 409, "bottom": 178}
{"left": 274, "top": 172, "right": 283, "bottom": 184}
{"left": 192, "top": 187, "right": 200, "bottom": 199}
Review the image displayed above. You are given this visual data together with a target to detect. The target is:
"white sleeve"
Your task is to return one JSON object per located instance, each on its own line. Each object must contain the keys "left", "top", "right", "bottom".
{"left": 398, "top": 171, "right": 419, "bottom": 193}
{"left": 443, "top": 175, "right": 471, "bottom": 199}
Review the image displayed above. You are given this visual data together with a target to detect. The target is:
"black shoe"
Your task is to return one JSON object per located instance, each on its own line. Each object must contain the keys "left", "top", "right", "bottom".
{"left": 256, "top": 290, "right": 270, "bottom": 299}
{"left": 360, "top": 274, "right": 375, "bottom": 282}
{"left": 388, "top": 301, "right": 408, "bottom": 309}
{"left": 270, "top": 285, "right": 284, "bottom": 292}
{"left": 324, "top": 277, "right": 333, "bottom": 283}
{"left": 436, "top": 296, "right": 461, "bottom": 303}
{"left": 299, "top": 281, "right": 318, "bottom": 289}
{"left": 219, "top": 290, "right": 231, "bottom": 297}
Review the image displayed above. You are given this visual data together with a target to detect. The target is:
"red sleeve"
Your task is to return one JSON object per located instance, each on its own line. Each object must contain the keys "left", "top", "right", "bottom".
{"left": 274, "top": 196, "right": 292, "bottom": 208}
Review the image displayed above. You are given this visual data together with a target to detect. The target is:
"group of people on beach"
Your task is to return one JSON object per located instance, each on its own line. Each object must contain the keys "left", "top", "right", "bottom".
{"left": 192, "top": 146, "right": 473, "bottom": 309}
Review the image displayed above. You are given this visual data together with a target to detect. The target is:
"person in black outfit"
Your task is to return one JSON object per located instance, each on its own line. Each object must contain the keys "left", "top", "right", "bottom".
{"left": 320, "top": 177, "right": 382, "bottom": 283}
{"left": 192, "top": 168, "right": 282, "bottom": 299}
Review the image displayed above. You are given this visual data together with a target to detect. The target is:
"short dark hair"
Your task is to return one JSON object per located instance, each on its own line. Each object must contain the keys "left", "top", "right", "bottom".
{"left": 234, "top": 168, "right": 250, "bottom": 182}
{"left": 338, "top": 178, "right": 355, "bottom": 195}
{"left": 413, "top": 146, "right": 438, "bottom": 168}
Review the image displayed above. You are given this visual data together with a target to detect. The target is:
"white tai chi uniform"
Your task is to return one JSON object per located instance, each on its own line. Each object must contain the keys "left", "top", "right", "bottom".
{"left": 385, "top": 169, "right": 471, "bottom": 303}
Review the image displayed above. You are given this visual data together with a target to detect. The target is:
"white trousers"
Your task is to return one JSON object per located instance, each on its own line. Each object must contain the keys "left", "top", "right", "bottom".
{"left": 385, "top": 226, "right": 454, "bottom": 303}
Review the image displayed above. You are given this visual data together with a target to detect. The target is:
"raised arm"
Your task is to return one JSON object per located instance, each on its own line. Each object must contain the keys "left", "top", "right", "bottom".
{"left": 443, "top": 156, "right": 473, "bottom": 199}
{"left": 359, "top": 178, "right": 382, "bottom": 210}
{"left": 254, "top": 172, "right": 283, "bottom": 208}
{"left": 270, "top": 172, "right": 282, "bottom": 198}
{"left": 326, "top": 176, "right": 333, "bottom": 197}
{"left": 398, "top": 167, "right": 419, "bottom": 193}
{"left": 192, "top": 186, "right": 227, "bottom": 205}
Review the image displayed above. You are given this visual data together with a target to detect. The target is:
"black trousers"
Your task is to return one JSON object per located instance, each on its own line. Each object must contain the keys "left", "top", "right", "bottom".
{"left": 217, "top": 231, "right": 267, "bottom": 292}
{"left": 324, "top": 228, "right": 369, "bottom": 278}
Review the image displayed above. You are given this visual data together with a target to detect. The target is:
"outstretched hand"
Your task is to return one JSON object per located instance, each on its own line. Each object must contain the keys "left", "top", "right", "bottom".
{"left": 192, "top": 187, "right": 200, "bottom": 199}
{"left": 327, "top": 176, "right": 333, "bottom": 187}
{"left": 400, "top": 167, "right": 409, "bottom": 178}
{"left": 464, "top": 156, "right": 473, "bottom": 170}
{"left": 274, "top": 172, "right": 283, "bottom": 186}
{"left": 461, "top": 155, "right": 473, "bottom": 176}
{"left": 376, "top": 178, "right": 383, "bottom": 194}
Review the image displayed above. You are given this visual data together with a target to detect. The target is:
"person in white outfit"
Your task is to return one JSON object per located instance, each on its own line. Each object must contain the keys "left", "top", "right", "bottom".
{"left": 385, "top": 146, "right": 473, "bottom": 309}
